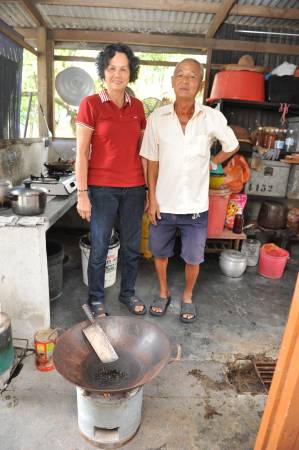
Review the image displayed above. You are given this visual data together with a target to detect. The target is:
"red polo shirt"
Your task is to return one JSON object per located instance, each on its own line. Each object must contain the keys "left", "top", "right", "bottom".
{"left": 76, "top": 90, "right": 146, "bottom": 187}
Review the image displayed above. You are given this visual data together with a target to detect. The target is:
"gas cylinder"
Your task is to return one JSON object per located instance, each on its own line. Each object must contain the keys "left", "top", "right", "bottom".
{"left": 140, "top": 212, "right": 152, "bottom": 259}
{"left": 0, "top": 312, "right": 14, "bottom": 379}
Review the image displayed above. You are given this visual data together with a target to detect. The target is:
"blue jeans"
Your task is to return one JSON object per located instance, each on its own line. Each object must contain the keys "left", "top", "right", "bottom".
{"left": 88, "top": 186, "right": 146, "bottom": 306}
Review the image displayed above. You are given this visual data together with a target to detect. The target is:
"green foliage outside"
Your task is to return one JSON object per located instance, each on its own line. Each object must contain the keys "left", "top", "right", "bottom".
{"left": 21, "top": 49, "right": 206, "bottom": 138}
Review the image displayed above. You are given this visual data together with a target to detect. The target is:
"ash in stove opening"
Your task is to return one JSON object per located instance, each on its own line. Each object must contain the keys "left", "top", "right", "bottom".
{"left": 95, "top": 367, "right": 128, "bottom": 383}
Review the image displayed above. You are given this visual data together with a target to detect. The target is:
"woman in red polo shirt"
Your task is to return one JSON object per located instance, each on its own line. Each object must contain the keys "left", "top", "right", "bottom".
{"left": 75, "top": 43, "right": 147, "bottom": 317}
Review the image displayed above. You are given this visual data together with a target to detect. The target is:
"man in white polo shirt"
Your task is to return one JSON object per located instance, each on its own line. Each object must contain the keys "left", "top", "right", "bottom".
{"left": 140, "top": 58, "right": 239, "bottom": 323}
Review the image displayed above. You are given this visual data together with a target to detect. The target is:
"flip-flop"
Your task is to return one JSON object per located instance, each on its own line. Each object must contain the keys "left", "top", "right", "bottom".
{"left": 179, "top": 302, "right": 197, "bottom": 323}
{"left": 89, "top": 302, "right": 108, "bottom": 318}
{"left": 149, "top": 296, "right": 171, "bottom": 317}
{"left": 119, "top": 295, "right": 147, "bottom": 315}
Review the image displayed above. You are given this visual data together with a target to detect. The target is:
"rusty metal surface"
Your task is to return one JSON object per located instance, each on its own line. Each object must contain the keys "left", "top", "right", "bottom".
{"left": 53, "top": 316, "right": 171, "bottom": 393}
{"left": 253, "top": 360, "right": 277, "bottom": 393}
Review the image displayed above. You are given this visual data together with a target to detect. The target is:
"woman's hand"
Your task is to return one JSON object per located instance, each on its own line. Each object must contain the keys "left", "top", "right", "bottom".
{"left": 148, "top": 196, "right": 161, "bottom": 226}
{"left": 77, "top": 192, "right": 92, "bottom": 222}
{"left": 144, "top": 191, "right": 149, "bottom": 212}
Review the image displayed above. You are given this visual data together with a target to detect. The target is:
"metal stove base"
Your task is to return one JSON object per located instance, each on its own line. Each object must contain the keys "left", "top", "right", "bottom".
{"left": 76, "top": 386, "right": 143, "bottom": 449}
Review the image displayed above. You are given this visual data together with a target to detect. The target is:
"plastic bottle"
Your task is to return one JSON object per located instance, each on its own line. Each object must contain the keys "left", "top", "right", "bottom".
{"left": 274, "top": 128, "right": 285, "bottom": 150}
{"left": 285, "top": 129, "right": 296, "bottom": 152}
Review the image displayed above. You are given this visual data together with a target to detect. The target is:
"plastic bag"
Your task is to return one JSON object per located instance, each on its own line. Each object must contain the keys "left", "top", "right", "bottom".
{"left": 223, "top": 155, "right": 251, "bottom": 193}
{"left": 271, "top": 62, "right": 296, "bottom": 77}
{"left": 225, "top": 193, "right": 247, "bottom": 229}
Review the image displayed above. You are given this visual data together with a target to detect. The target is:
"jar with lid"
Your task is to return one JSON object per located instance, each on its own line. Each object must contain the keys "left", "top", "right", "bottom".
{"left": 263, "top": 127, "right": 276, "bottom": 149}
{"left": 274, "top": 128, "right": 285, "bottom": 150}
{"left": 285, "top": 129, "right": 296, "bottom": 152}
{"left": 255, "top": 126, "right": 264, "bottom": 147}
{"left": 233, "top": 213, "right": 244, "bottom": 234}
{"left": 241, "top": 239, "right": 261, "bottom": 266}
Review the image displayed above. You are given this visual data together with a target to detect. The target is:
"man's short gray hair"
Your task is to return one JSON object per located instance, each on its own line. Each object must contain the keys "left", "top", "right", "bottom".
{"left": 174, "top": 58, "right": 204, "bottom": 80}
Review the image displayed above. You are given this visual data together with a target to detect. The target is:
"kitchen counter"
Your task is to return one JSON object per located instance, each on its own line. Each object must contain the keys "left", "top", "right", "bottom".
{"left": 0, "top": 193, "right": 77, "bottom": 229}
{"left": 0, "top": 192, "right": 77, "bottom": 345}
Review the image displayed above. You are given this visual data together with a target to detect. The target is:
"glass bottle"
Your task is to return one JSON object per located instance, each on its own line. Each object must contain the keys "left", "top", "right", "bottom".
{"left": 263, "top": 128, "right": 276, "bottom": 149}
{"left": 233, "top": 214, "right": 244, "bottom": 234}
{"left": 274, "top": 128, "right": 285, "bottom": 150}
{"left": 255, "top": 126, "right": 264, "bottom": 147}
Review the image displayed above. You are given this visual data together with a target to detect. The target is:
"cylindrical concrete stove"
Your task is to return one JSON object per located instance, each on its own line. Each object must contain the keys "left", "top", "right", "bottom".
{"left": 76, "top": 386, "right": 143, "bottom": 448}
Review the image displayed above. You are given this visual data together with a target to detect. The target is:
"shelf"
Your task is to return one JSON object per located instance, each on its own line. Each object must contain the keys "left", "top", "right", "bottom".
{"left": 210, "top": 98, "right": 299, "bottom": 114}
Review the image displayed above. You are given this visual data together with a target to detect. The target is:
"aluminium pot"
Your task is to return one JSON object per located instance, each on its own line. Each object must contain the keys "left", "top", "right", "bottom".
{"left": 6, "top": 181, "right": 47, "bottom": 216}
{"left": 0, "top": 179, "right": 12, "bottom": 205}
{"left": 219, "top": 250, "right": 247, "bottom": 278}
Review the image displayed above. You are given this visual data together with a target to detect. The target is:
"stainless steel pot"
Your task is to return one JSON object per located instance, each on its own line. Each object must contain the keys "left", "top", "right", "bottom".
{"left": 6, "top": 181, "right": 47, "bottom": 216}
{"left": 219, "top": 250, "right": 247, "bottom": 278}
{"left": 0, "top": 179, "right": 12, "bottom": 205}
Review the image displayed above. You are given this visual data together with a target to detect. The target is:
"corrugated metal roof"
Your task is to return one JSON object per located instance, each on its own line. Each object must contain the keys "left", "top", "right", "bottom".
{"left": 37, "top": 5, "right": 214, "bottom": 35}
{"left": 0, "top": 2, "right": 36, "bottom": 28}
{"left": 0, "top": 0, "right": 298, "bottom": 45}
{"left": 236, "top": 0, "right": 298, "bottom": 8}
{"left": 226, "top": 15, "right": 299, "bottom": 29}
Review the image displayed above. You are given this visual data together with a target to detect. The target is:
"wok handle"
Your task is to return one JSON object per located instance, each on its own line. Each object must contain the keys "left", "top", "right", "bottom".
{"left": 82, "top": 303, "right": 95, "bottom": 324}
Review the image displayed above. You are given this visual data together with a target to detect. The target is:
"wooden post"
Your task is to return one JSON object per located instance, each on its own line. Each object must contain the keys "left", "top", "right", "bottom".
{"left": 46, "top": 37, "right": 55, "bottom": 136}
{"left": 255, "top": 273, "right": 299, "bottom": 450}
{"left": 37, "top": 27, "right": 54, "bottom": 137}
{"left": 202, "top": 48, "right": 212, "bottom": 105}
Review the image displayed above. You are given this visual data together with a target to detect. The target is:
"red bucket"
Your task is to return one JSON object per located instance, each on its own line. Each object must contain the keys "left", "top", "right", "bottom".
{"left": 208, "top": 189, "right": 231, "bottom": 236}
{"left": 207, "top": 70, "right": 265, "bottom": 103}
{"left": 258, "top": 244, "right": 289, "bottom": 279}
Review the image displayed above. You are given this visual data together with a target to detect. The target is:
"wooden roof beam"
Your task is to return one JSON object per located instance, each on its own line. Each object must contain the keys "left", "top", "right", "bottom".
{"left": 0, "top": 24, "right": 38, "bottom": 55}
{"left": 20, "top": 0, "right": 49, "bottom": 28}
{"left": 206, "top": 0, "right": 236, "bottom": 38}
{"left": 50, "top": 29, "right": 299, "bottom": 56}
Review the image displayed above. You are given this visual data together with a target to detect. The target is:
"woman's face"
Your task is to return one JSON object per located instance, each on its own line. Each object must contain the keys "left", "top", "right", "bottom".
{"left": 104, "top": 52, "right": 130, "bottom": 92}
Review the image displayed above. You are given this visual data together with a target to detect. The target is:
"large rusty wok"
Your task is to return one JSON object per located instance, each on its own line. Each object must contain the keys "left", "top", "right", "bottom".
{"left": 53, "top": 316, "right": 171, "bottom": 393}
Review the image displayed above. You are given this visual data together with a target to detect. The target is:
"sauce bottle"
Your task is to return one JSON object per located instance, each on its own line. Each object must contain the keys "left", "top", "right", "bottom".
{"left": 233, "top": 213, "right": 244, "bottom": 234}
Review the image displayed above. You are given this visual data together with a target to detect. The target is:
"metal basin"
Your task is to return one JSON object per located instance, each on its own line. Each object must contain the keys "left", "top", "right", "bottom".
{"left": 53, "top": 316, "right": 171, "bottom": 393}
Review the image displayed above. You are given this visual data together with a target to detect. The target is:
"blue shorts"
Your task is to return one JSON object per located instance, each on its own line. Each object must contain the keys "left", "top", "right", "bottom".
{"left": 149, "top": 212, "right": 208, "bottom": 265}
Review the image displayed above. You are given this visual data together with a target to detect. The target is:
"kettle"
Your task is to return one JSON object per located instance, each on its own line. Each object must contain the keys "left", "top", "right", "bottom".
{"left": 257, "top": 201, "right": 287, "bottom": 230}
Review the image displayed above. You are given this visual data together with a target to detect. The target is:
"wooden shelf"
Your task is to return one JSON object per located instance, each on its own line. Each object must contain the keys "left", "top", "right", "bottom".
{"left": 206, "top": 228, "right": 246, "bottom": 253}
{"left": 210, "top": 99, "right": 299, "bottom": 114}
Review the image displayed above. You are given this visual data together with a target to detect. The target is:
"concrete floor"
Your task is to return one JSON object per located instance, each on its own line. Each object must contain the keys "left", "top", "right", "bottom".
{"left": 0, "top": 227, "right": 298, "bottom": 450}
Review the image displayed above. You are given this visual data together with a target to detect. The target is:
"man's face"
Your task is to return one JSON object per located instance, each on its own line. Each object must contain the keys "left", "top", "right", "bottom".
{"left": 171, "top": 60, "right": 203, "bottom": 101}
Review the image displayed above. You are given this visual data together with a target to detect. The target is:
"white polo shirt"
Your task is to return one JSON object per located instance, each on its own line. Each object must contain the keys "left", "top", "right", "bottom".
{"left": 140, "top": 102, "right": 238, "bottom": 214}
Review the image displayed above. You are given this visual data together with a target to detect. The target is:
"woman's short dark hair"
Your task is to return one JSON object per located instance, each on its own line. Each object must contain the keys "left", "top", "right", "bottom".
{"left": 96, "top": 43, "right": 140, "bottom": 83}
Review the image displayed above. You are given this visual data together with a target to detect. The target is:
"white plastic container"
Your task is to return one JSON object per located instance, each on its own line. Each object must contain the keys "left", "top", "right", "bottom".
{"left": 79, "top": 233, "right": 120, "bottom": 288}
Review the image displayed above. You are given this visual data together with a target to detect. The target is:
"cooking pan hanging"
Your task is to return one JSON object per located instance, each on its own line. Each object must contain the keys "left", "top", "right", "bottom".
{"left": 55, "top": 67, "right": 95, "bottom": 106}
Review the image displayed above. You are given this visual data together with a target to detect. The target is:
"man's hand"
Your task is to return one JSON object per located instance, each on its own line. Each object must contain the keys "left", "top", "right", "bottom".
{"left": 77, "top": 192, "right": 92, "bottom": 222}
{"left": 148, "top": 197, "right": 161, "bottom": 225}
